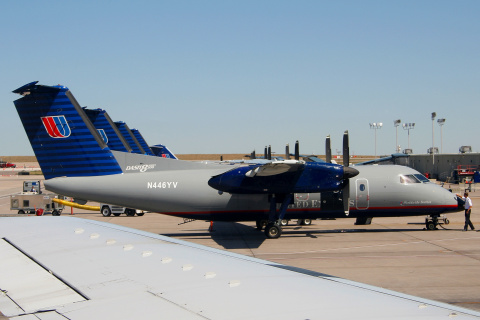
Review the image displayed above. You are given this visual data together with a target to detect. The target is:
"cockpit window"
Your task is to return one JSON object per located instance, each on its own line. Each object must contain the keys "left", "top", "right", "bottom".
{"left": 413, "top": 174, "right": 430, "bottom": 183}
{"left": 400, "top": 174, "right": 430, "bottom": 184}
{"left": 400, "top": 174, "right": 420, "bottom": 184}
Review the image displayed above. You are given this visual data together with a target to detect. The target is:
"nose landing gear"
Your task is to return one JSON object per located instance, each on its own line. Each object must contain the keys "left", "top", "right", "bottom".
{"left": 425, "top": 215, "right": 450, "bottom": 230}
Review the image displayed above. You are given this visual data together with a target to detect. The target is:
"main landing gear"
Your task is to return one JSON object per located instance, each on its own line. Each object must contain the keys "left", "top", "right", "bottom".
{"left": 255, "top": 194, "right": 315, "bottom": 239}
{"left": 259, "top": 194, "right": 293, "bottom": 239}
{"left": 265, "top": 222, "right": 282, "bottom": 239}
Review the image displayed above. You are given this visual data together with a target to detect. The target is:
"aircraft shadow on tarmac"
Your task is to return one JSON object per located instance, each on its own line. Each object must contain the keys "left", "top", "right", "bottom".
{"left": 162, "top": 221, "right": 451, "bottom": 250}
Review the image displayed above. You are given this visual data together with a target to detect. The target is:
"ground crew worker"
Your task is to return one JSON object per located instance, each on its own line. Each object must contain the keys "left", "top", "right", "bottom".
{"left": 457, "top": 192, "right": 474, "bottom": 231}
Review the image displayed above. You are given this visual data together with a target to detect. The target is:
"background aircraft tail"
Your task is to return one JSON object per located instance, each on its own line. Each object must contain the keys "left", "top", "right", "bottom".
{"left": 150, "top": 144, "right": 178, "bottom": 159}
{"left": 13, "top": 81, "right": 123, "bottom": 179}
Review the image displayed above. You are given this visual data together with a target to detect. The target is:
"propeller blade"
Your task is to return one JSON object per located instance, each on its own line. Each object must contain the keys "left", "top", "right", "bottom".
{"left": 343, "top": 130, "right": 349, "bottom": 167}
{"left": 325, "top": 135, "right": 331, "bottom": 163}
{"left": 295, "top": 140, "right": 299, "bottom": 160}
{"left": 343, "top": 130, "right": 353, "bottom": 215}
{"left": 264, "top": 146, "right": 267, "bottom": 159}
{"left": 343, "top": 181, "right": 350, "bottom": 216}
{"left": 268, "top": 145, "right": 272, "bottom": 160}
{"left": 285, "top": 144, "right": 290, "bottom": 160}
{"left": 251, "top": 150, "right": 256, "bottom": 160}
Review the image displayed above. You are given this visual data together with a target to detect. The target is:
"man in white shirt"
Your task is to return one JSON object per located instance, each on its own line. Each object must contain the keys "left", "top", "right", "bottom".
{"left": 458, "top": 192, "right": 474, "bottom": 231}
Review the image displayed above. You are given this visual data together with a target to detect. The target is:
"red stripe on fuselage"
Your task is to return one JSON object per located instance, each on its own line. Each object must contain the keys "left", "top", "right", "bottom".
{"left": 156, "top": 204, "right": 460, "bottom": 216}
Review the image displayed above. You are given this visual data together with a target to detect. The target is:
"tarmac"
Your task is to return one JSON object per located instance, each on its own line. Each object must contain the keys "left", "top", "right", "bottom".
{"left": 1, "top": 173, "right": 480, "bottom": 314}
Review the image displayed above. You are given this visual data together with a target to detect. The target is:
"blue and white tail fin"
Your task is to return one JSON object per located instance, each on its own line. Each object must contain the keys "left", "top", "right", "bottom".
{"left": 13, "top": 81, "right": 123, "bottom": 179}
{"left": 114, "top": 121, "right": 146, "bottom": 154}
{"left": 83, "top": 108, "right": 132, "bottom": 153}
{"left": 131, "top": 129, "right": 154, "bottom": 156}
{"left": 150, "top": 144, "right": 178, "bottom": 159}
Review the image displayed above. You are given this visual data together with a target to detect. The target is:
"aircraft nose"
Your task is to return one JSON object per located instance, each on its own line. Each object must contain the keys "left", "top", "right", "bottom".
{"left": 343, "top": 166, "right": 359, "bottom": 179}
{"left": 456, "top": 194, "right": 466, "bottom": 210}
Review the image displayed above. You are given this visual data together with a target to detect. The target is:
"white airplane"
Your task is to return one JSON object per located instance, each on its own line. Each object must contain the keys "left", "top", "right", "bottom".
{"left": 0, "top": 217, "right": 479, "bottom": 319}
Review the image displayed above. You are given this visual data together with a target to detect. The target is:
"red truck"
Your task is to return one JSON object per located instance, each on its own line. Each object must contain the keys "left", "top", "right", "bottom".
{"left": 0, "top": 160, "right": 16, "bottom": 168}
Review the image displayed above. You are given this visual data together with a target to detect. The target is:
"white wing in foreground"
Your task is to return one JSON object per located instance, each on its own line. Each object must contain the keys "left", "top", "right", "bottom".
{"left": 0, "top": 217, "right": 478, "bottom": 320}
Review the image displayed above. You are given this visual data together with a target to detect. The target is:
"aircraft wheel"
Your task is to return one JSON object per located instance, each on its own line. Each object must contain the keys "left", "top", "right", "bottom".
{"left": 302, "top": 219, "right": 312, "bottom": 225}
{"left": 280, "top": 219, "right": 289, "bottom": 226}
{"left": 18, "top": 210, "right": 25, "bottom": 215}
{"left": 136, "top": 211, "right": 145, "bottom": 216}
{"left": 444, "top": 219, "right": 450, "bottom": 225}
{"left": 256, "top": 220, "right": 268, "bottom": 230}
{"left": 265, "top": 223, "right": 282, "bottom": 239}
{"left": 426, "top": 221, "right": 436, "bottom": 230}
{"left": 113, "top": 212, "right": 121, "bottom": 217}
{"left": 101, "top": 206, "right": 112, "bottom": 217}
{"left": 126, "top": 209, "right": 136, "bottom": 216}
{"left": 52, "top": 210, "right": 60, "bottom": 216}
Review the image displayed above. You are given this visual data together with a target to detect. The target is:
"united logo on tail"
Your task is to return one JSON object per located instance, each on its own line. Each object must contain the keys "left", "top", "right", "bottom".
{"left": 41, "top": 115, "right": 71, "bottom": 138}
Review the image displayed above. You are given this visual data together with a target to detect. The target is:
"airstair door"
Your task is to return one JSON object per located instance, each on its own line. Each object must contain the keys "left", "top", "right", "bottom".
{"left": 356, "top": 179, "right": 369, "bottom": 210}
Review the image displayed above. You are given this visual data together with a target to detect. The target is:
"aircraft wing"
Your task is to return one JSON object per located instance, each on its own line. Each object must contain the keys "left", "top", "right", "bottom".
{"left": 244, "top": 160, "right": 304, "bottom": 177}
{"left": 354, "top": 153, "right": 409, "bottom": 166}
{"left": 0, "top": 217, "right": 479, "bottom": 320}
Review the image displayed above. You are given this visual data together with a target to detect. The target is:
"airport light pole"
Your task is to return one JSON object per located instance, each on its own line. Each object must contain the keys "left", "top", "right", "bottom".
{"left": 402, "top": 123, "right": 415, "bottom": 150}
{"left": 437, "top": 118, "right": 446, "bottom": 154}
{"left": 369, "top": 122, "right": 383, "bottom": 158}
{"left": 394, "top": 119, "right": 401, "bottom": 152}
{"left": 431, "top": 112, "right": 436, "bottom": 164}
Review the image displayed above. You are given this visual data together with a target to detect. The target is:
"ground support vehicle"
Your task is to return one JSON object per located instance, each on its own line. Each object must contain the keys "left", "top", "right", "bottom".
{"left": 100, "top": 204, "right": 145, "bottom": 217}
{"left": 10, "top": 192, "right": 65, "bottom": 215}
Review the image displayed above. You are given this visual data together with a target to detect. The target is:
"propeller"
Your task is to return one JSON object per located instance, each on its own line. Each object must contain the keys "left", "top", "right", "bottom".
{"left": 325, "top": 135, "right": 332, "bottom": 163}
{"left": 285, "top": 144, "right": 290, "bottom": 160}
{"left": 342, "top": 130, "right": 352, "bottom": 216}
{"left": 325, "top": 131, "right": 356, "bottom": 215}
{"left": 294, "top": 140, "right": 300, "bottom": 160}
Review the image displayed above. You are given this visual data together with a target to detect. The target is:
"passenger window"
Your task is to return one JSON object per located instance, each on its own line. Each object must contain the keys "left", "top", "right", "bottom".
{"left": 359, "top": 184, "right": 365, "bottom": 191}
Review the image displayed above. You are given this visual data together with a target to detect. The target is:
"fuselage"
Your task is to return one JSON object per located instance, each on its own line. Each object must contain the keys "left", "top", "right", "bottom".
{"left": 45, "top": 158, "right": 462, "bottom": 222}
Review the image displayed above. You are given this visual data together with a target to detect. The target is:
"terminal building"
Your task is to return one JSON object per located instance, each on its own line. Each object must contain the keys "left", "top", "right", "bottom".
{"left": 361, "top": 146, "right": 480, "bottom": 183}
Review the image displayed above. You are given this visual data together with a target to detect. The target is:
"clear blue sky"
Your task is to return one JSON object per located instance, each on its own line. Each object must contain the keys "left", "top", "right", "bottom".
{"left": 2, "top": 1, "right": 479, "bottom": 156}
